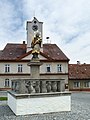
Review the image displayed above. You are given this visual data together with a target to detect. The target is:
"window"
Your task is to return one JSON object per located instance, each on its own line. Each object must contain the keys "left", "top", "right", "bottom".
{"left": 5, "top": 79, "right": 9, "bottom": 87}
{"left": 46, "top": 64, "right": 51, "bottom": 72}
{"left": 5, "top": 64, "right": 10, "bottom": 73}
{"left": 57, "top": 64, "right": 62, "bottom": 72}
{"left": 84, "top": 82, "right": 90, "bottom": 88}
{"left": 73, "top": 82, "right": 80, "bottom": 88}
{"left": 18, "top": 64, "right": 23, "bottom": 72}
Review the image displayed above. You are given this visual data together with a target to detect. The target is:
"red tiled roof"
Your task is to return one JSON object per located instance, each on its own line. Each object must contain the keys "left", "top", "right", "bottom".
{"left": 0, "top": 43, "right": 69, "bottom": 61}
{"left": 69, "top": 64, "right": 90, "bottom": 80}
{"left": 43, "top": 44, "right": 69, "bottom": 61}
{"left": 0, "top": 43, "right": 26, "bottom": 60}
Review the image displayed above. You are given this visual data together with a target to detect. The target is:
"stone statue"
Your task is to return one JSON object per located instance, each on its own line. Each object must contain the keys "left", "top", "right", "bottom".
{"left": 26, "top": 81, "right": 35, "bottom": 93}
{"left": 31, "top": 32, "right": 42, "bottom": 59}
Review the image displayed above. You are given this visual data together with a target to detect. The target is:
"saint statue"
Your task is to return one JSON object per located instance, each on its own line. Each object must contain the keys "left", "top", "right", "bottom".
{"left": 31, "top": 32, "right": 42, "bottom": 59}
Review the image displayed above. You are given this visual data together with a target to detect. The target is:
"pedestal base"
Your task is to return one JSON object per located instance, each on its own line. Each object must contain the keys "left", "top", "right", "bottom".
{"left": 8, "top": 91, "right": 71, "bottom": 116}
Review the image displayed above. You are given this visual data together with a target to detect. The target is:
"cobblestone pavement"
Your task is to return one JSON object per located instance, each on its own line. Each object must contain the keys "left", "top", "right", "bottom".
{"left": 0, "top": 91, "right": 7, "bottom": 97}
{"left": 0, "top": 92, "right": 90, "bottom": 120}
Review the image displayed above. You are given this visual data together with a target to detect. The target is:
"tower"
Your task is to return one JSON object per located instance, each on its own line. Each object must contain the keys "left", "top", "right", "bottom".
{"left": 26, "top": 17, "right": 43, "bottom": 52}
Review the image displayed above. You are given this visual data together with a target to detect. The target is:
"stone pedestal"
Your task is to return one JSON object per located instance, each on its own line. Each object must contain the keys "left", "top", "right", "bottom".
{"left": 8, "top": 91, "right": 71, "bottom": 116}
{"left": 27, "top": 60, "right": 42, "bottom": 79}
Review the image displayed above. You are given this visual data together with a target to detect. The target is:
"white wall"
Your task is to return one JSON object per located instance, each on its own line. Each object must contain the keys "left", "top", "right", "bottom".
{"left": 0, "top": 62, "right": 68, "bottom": 74}
{"left": 8, "top": 92, "right": 71, "bottom": 115}
{"left": 40, "top": 62, "right": 68, "bottom": 73}
{"left": 0, "top": 62, "right": 30, "bottom": 74}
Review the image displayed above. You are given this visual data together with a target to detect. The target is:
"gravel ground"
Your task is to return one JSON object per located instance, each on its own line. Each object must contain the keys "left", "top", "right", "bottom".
{"left": 0, "top": 92, "right": 90, "bottom": 120}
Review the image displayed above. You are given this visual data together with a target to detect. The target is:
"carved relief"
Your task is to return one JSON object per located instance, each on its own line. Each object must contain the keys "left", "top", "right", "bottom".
{"left": 46, "top": 81, "right": 51, "bottom": 92}
{"left": 35, "top": 81, "right": 40, "bottom": 93}
{"left": 51, "top": 81, "right": 57, "bottom": 92}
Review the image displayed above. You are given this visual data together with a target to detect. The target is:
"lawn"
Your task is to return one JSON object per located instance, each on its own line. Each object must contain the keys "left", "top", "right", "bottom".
{"left": 0, "top": 97, "right": 7, "bottom": 101}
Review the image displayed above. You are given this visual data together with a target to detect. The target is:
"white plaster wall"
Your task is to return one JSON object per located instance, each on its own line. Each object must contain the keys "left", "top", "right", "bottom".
{"left": 0, "top": 62, "right": 30, "bottom": 74}
{"left": 10, "top": 62, "right": 30, "bottom": 74}
{"left": 40, "top": 62, "right": 68, "bottom": 73}
{"left": 8, "top": 93, "right": 71, "bottom": 116}
{"left": 0, "top": 61, "right": 68, "bottom": 74}
{"left": 0, "top": 63, "right": 4, "bottom": 73}
{"left": 8, "top": 93, "right": 16, "bottom": 114}
{"left": 0, "top": 79, "right": 4, "bottom": 88}
{"left": 22, "top": 54, "right": 32, "bottom": 60}
{"left": 22, "top": 54, "right": 47, "bottom": 60}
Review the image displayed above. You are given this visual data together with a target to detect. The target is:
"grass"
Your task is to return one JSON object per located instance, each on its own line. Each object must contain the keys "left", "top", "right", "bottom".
{"left": 0, "top": 97, "right": 7, "bottom": 101}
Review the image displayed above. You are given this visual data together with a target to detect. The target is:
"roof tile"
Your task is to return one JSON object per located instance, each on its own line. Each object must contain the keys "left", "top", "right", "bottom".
{"left": 0, "top": 43, "right": 69, "bottom": 61}
{"left": 69, "top": 64, "right": 90, "bottom": 79}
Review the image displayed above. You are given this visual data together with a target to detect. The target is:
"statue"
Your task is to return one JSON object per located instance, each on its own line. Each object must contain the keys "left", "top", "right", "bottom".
{"left": 31, "top": 32, "right": 42, "bottom": 59}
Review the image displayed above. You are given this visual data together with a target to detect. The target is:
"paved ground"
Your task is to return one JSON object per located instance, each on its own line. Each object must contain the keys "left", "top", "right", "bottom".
{"left": 0, "top": 92, "right": 90, "bottom": 120}
{"left": 0, "top": 91, "right": 7, "bottom": 97}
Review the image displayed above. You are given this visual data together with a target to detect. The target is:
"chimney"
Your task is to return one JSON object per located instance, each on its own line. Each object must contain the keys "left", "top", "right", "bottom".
{"left": 23, "top": 41, "right": 25, "bottom": 44}
{"left": 46, "top": 37, "right": 51, "bottom": 44}
{"left": 77, "top": 61, "right": 80, "bottom": 65}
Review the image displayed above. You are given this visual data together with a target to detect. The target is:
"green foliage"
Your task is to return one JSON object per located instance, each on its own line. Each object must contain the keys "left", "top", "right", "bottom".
{"left": 0, "top": 97, "right": 7, "bottom": 101}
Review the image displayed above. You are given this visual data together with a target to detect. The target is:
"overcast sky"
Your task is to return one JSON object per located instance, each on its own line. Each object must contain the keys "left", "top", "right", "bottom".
{"left": 0, "top": 0, "right": 90, "bottom": 64}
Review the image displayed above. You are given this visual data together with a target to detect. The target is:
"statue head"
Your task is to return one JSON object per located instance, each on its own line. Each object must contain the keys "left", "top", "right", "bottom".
{"left": 36, "top": 32, "right": 40, "bottom": 37}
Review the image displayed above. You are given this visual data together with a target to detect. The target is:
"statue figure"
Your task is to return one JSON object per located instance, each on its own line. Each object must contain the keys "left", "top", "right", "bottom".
{"left": 35, "top": 81, "right": 40, "bottom": 93}
{"left": 46, "top": 81, "right": 51, "bottom": 92}
{"left": 31, "top": 32, "right": 42, "bottom": 59}
{"left": 26, "top": 81, "right": 35, "bottom": 93}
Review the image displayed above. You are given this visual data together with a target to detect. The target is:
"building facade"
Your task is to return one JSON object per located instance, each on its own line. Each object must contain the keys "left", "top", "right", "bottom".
{"left": 0, "top": 17, "right": 69, "bottom": 90}
{"left": 69, "top": 63, "right": 90, "bottom": 91}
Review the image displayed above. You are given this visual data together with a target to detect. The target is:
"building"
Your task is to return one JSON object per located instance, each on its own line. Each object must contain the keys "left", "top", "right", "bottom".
{"left": 0, "top": 17, "right": 69, "bottom": 90}
{"left": 69, "top": 63, "right": 90, "bottom": 91}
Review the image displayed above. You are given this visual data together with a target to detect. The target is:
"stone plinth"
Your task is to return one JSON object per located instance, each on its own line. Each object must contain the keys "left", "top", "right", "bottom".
{"left": 8, "top": 91, "right": 71, "bottom": 116}
{"left": 27, "top": 60, "right": 42, "bottom": 79}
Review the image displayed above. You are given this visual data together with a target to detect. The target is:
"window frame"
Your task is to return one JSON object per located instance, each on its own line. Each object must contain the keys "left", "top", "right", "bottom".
{"left": 46, "top": 64, "right": 51, "bottom": 72}
{"left": 57, "top": 64, "right": 62, "bottom": 72}
{"left": 73, "top": 81, "right": 80, "bottom": 88}
{"left": 84, "top": 81, "right": 90, "bottom": 88}
{"left": 5, "top": 79, "right": 10, "bottom": 87}
{"left": 5, "top": 64, "right": 10, "bottom": 73}
{"left": 18, "top": 64, "right": 23, "bottom": 73}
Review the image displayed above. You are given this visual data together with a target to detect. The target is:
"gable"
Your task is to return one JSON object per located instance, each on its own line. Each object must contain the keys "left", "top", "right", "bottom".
{"left": 22, "top": 53, "right": 47, "bottom": 60}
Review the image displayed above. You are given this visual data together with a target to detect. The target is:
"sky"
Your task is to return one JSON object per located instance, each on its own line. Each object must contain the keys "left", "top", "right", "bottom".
{"left": 0, "top": 0, "right": 90, "bottom": 64}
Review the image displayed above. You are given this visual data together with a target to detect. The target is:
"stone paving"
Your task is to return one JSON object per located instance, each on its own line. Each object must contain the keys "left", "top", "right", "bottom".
{"left": 0, "top": 92, "right": 90, "bottom": 120}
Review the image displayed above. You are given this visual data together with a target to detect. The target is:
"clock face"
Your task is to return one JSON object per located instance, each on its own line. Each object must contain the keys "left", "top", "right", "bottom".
{"left": 32, "top": 25, "right": 38, "bottom": 31}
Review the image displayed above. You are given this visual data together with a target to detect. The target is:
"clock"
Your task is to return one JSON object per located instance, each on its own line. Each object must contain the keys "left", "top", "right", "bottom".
{"left": 32, "top": 25, "right": 38, "bottom": 31}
